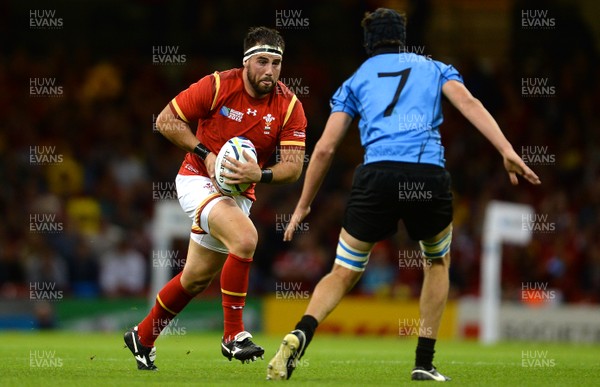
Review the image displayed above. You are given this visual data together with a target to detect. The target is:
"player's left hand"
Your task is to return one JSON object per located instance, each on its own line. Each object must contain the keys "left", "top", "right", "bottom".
{"left": 220, "top": 150, "right": 262, "bottom": 184}
{"left": 502, "top": 148, "right": 541, "bottom": 186}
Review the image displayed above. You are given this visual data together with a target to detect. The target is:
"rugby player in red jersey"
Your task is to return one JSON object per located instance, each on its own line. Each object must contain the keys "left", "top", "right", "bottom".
{"left": 124, "top": 26, "right": 306, "bottom": 370}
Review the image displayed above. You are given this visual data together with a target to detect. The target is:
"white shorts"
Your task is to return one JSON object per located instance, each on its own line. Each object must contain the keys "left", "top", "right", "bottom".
{"left": 175, "top": 174, "right": 252, "bottom": 254}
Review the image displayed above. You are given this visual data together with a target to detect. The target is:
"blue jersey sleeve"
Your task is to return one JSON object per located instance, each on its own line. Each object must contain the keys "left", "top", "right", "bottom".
{"left": 330, "top": 75, "right": 359, "bottom": 118}
{"left": 439, "top": 63, "right": 463, "bottom": 84}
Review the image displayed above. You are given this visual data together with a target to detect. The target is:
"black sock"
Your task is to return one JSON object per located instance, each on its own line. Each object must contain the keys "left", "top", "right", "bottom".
{"left": 415, "top": 337, "right": 436, "bottom": 369}
{"left": 294, "top": 314, "right": 318, "bottom": 351}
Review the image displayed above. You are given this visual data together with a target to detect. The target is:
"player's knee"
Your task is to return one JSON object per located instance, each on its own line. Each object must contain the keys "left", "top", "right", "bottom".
{"left": 228, "top": 225, "right": 258, "bottom": 257}
{"left": 334, "top": 236, "right": 371, "bottom": 273}
{"left": 419, "top": 225, "right": 452, "bottom": 262}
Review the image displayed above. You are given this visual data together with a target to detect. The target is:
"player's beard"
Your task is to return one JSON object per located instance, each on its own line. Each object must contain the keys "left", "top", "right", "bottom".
{"left": 247, "top": 67, "right": 276, "bottom": 97}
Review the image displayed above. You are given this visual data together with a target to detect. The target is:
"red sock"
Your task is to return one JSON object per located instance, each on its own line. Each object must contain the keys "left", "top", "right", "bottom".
{"left": 221, "top": 253, "right": 252, "bottom": 342}
{"left": 137, "top": 272, "right": 195, "bottom": 347}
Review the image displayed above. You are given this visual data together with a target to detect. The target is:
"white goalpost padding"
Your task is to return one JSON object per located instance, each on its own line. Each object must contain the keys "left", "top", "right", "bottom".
{"left": 480, "top": 200, "right": 534, "bottom": 344}
{"left": 150, "top": 201, "right": 192, "bottom": 306}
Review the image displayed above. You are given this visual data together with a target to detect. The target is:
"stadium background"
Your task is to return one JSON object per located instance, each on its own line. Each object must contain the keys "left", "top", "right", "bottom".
{"left": 1, "top": 0, "right": 599, "bottom": 341}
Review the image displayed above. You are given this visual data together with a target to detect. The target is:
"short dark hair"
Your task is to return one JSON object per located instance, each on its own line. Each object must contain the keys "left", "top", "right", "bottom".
{"left": 243, "top": 27, "right": 285, "bottom": 53}
{"left": 361, "top": 8, "right": 406, "bottom": 56}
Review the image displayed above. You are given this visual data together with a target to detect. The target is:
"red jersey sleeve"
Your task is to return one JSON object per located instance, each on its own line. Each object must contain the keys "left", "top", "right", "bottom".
{"left": 279, "top": 95, "right": 307, "bottom": 148}
{"left": 169, "top": 72, "right": 219, "bottom": 123}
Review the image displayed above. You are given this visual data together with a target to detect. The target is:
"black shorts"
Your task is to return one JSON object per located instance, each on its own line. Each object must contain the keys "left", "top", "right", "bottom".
{"left": 343, "top": 161, "right": 453, "bottom": 242}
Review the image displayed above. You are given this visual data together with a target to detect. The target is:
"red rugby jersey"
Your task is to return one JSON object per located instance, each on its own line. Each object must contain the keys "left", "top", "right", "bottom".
{"left": 169, "top": 68, "right": 307, "bottom": 201}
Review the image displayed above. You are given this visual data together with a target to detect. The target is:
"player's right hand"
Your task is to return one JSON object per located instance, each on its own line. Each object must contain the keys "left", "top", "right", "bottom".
{"left": 283, "top": 206, "right": 311, "bottom": 242}
{"left": 203, "top": 152, "right": 225, "bottom": 193}
{"left": 204, "top": 152, "right": 217, "bottom": 178}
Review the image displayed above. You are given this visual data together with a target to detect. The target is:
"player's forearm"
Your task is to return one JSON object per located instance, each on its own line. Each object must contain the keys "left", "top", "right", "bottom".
{"left": 460, "top": 97, "right": 514, "bottom": 155}
{"left": 156, "top": 106, "right": 200, "bottom": 153}
{"left": 264, "top": 146, "right": 305, "bottom": 184}
{"left": 296, "top": 143, "right": 335, "bottom": 209}
{"left": 295, "top": 112, "right": 350, "bottom": 208}
{"left": 267, "top": 160, "right": 303, "bottom": 184}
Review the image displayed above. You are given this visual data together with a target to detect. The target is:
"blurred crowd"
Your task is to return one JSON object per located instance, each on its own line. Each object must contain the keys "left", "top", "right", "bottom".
{"left": 0, "top": 0, "right": 598, "bottom": 304}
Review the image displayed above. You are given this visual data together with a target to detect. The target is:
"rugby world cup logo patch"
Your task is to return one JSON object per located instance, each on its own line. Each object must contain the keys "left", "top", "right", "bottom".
{"left": 220, "top": 106, "right": 244, "bottom": 122}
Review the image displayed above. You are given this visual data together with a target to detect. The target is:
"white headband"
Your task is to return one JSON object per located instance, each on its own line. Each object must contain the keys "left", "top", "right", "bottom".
{"left": 243, "top": 44, "right": 283, "bottom": 63}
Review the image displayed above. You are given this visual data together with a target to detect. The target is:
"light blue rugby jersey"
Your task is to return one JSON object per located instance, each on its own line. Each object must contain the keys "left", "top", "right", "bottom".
{"left": 330, "top": 52, "right": 463, "bottom": 167}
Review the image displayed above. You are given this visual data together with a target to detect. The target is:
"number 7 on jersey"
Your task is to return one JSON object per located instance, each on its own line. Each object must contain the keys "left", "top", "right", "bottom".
{"left": 378, "top": 68, "right": 411, "bottom": 117}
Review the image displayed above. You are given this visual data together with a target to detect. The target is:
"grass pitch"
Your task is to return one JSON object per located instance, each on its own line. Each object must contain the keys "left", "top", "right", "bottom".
{"left": 0, "top": 331, "right": 597, "bottom": 386}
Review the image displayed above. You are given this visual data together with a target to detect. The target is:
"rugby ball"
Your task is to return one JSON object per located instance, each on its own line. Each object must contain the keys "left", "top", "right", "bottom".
{"left": 215, "top": 137, "right": 258, "bottom": 195}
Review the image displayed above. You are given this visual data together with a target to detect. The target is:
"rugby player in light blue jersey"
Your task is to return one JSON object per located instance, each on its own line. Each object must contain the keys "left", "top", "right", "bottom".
{"left": 267, "top": 8, "right": 540, "bottom": 382}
